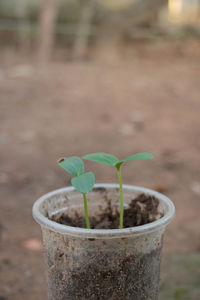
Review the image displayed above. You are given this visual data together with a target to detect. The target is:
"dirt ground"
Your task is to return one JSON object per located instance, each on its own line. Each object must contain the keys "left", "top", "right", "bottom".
{"left": 0, "top": 39, "right": 200, "bottom": 299}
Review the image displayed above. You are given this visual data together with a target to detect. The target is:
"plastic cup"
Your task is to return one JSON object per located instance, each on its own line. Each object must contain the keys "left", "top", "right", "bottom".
{"left": 33, "top": 184, "right": 175, "bottom": 300}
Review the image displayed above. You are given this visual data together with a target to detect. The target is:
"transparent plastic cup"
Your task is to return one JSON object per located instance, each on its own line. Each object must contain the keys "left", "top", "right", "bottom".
{"left": 33, "top": 184, "right": 175, "bottom": 300}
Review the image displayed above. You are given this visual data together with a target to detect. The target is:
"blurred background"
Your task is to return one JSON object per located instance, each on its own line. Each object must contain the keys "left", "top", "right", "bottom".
{"left": 0, "top": 0, "right": 200, "bottom": 299}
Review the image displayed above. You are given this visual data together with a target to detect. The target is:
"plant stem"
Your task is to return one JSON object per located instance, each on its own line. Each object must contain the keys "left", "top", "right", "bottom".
{"left": 117, "top": 167, "right": 124, "bottom": 229}
{"left": 83, "top": 193, "right": 91, "bottom": 229}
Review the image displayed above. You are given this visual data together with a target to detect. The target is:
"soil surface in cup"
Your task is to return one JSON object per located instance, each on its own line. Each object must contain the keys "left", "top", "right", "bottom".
{"left": 51, "top": 193, "right": 163, "bottom": 229}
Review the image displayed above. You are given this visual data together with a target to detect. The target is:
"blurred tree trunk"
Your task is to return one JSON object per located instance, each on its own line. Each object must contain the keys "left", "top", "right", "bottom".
{"left": 37, "top": 0, "right": 59, "bottom": 63}
{"left": 16, "top": 0, "right": 30, "bottom": 53}
{"left": 73, "top": 0, "right": 96, "bottom": 59}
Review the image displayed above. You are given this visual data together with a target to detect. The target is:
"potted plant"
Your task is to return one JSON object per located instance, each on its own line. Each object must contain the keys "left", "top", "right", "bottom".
{"left": 32, "top": 153, "right": 175, "bottom": 300}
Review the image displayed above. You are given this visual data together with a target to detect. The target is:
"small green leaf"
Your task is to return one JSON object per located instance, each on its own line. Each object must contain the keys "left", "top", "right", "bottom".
{"left": 83, "top": 153, "right": 119, "bottom": 166}
{"left": 58, "top": 156, "right": 84, "bottom": 176}
{"left": 71, "top": 172, "right": 95, "bottom": 194}
{"left": 118, "top": 153, "right": 154, "bottom": 167}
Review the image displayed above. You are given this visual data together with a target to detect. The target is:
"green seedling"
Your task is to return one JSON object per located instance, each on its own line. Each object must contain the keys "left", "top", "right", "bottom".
{"left": 58, "top": 156, "right": 95, "bottom": 229}
{"left": 83, "top": 152, "right": 153, "bottom": 229}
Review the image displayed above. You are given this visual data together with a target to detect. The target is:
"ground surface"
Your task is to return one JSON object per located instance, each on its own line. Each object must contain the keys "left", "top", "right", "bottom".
{"left": 0, "top": 39, "right": 200, "bottom": 299}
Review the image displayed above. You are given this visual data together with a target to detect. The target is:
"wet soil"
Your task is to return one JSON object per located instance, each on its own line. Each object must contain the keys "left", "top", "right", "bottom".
{"left": 51, "top": 193, "right": 162, "bottom": 229}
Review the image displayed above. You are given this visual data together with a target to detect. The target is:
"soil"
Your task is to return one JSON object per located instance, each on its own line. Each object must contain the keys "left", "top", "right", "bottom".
{"left": 47, "top": 248, "right": 162, "bottom": 300}
{"left": 47, "top": 193, "right": 163, "bottom": 299}
{"left": 1, "top": 39, "right": 200, "bottom": 299}
{"left": 52, "top": 193, "right": 162, "bottom": 229}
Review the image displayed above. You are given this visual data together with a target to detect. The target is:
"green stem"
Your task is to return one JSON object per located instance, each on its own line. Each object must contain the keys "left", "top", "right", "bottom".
{"left": 117, "top": 167, "right": 124, "bottom": 229}
{"left": 83, "top": 193, "right": 91, "bottom": 229}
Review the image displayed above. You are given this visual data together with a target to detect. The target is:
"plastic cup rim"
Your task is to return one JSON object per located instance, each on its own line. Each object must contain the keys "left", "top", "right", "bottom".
{"left": 32, "top": 183, "right": 175, "bottom": 238}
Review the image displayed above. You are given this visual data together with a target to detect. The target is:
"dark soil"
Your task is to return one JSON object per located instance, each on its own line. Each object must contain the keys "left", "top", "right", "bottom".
{"left": 47, "top": 248, "right": 162, "bottom": 300}
{"left": 52, "top": 193, "right": 162, "bottom": 229}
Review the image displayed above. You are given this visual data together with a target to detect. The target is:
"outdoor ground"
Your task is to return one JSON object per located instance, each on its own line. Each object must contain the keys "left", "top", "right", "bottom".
{"left": 0, "top": 38, "right": 200, "bottom": 300}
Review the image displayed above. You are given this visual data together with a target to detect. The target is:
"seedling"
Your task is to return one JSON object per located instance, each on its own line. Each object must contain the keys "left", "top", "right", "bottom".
{"left": 83, "top": 152, "right": 153, "bottom": 229}
{"left": 57, "top": 156, "right": 95, "bottom": 229}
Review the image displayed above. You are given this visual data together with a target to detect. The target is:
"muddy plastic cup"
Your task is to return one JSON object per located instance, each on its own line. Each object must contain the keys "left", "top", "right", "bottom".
{"left": 33, "top": 184, "right": 175, "bottom": 300}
